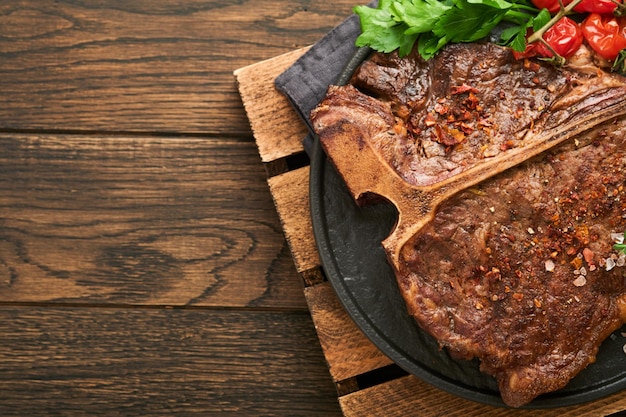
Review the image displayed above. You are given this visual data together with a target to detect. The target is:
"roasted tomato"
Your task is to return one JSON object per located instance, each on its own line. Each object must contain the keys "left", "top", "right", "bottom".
{"left": 513, "top": 17, "right": 583, "bottom": 60}
{"left": 532, "top": 0, "right": 622, "bottom": 14}
{"left": 531, "top": 0, "right": 562, "bottom": 13}
{"left": 535, "top": 16, "right": 583, "bottom": 58}
{"left": 574, "top": 0, "right": 622, "bottom": 14}
{"left": 582, "top": 13, "right": 626, "bottom": 60}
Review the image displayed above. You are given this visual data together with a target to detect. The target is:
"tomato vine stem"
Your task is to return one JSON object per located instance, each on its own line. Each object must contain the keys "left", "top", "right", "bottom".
{"left": 526, "top": 0, "right": 583, "bottom": 64}
{"left": 527, "top": 0, "right": 583, "bottom": 44}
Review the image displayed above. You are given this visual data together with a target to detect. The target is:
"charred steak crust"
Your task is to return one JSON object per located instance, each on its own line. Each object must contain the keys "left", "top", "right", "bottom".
{"left": 399, "top": 129, "right": 626, "bottom": 407}
{"left": 311, "top": 42, "right": 626, "bottom": 407}
{"left": 339, "top": 42, "right": 625, "bottom": 188}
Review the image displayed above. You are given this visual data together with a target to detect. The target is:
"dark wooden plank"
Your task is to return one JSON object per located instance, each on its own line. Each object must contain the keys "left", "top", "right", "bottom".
{"left": 339, "top": 375, "right": 626, "bottom": 417}
{"left": 0, "top": 0, "right": 357, "bottom": 135}
{"left": 0, "top": 134, "right": 305, "bottom": 309}
{"left": 0, "top": 306, "right": 342, "bottom": 417}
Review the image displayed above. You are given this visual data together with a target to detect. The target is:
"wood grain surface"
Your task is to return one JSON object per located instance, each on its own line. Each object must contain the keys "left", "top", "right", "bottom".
{"left": 0, "top": 306, "right": 339, "bottom": 416}
{"left": 234, "top": 48, "right": 310, "bottom": 163}
{"left": 0, "top": 0, "right": 361, "bottom": 415}
{"left": 0, "top": 0, "right": 355, "bottom": 135}
{"left": 0, "top": 134, "right": 303, "bottom": 308}
{"left": 340, "top": 376, "right": 626, "bottom": 417}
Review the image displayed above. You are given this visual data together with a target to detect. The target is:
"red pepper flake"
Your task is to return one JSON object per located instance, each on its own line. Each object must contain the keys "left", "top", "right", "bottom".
{"left": 485, "top": 267, "right": 501, "bottom": 282}
{"left": 458, "top": 122, "right": 474, "bottom": 135}
{"left": 393, "top": 124, "right": 406, "bottom": 135}
{"left": 522, "top": 59, "right": 541, "bottom": 72}
{"left": 457, "top": 109, "right": 473, "bottom": 121}
{"left": 477, "top": 118, "right": 492, "bottom": 128}
{"left": 450, "top": 84, "right": 479, "bottom": 95}
{"left": 570, "top": 256, "right": 583, "bottom": 270}
{"left": 424, "top": 113, "right": 437, "bottom": 127}
{"left": 434, "top": 125, "right": 465, "bottom": 147}
{"left": 463, "top": 92, "right": 480, "bottom": 110}
{"left": 583, "top": 247, "right": 595, "bottom": 264}
{"left": 513, "top": 292, "right": 524, "bottom": 301}
{"left": 500, "top": 140, "right": 516, "bottom": 151}
{"left": 434, "top": 102, "right": 449, "bottom": 115}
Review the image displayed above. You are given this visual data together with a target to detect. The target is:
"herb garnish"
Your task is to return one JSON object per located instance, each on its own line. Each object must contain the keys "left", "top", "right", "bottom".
{"left": 354, "top": 0, "right": 562, "bottom": 60}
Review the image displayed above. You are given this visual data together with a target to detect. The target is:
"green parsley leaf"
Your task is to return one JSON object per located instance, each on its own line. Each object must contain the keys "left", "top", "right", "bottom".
{"left": 354, "top": 4, "right": 410, "bottom": 53}
{"left": 398, "top": 32, "right": 421, "bottom": 56}
{"left": 417, "top": 31, "right": 449, "bottom": 60}
{"left": 498, "top": 7, "right": 549, "bottom": 52}
{"left": 433, "top": 1, "right": 508, "bottom": 43}
{"left": 467, "top": 0, "right": 514, "bottom": 8}
{"left": 500, "top": 25, "right": 528, "bottom": 52}
{"left": 354, "top": 0, "right": 544, "bottom": 59}
{"left": 391, "top": 0, "right": 451, "bottom": 36}
{"left": 532, "top": 8, "right": 551, "bottom": 31}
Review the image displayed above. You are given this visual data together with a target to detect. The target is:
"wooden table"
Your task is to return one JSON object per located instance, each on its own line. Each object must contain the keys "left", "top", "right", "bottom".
{"left": 1, "top": 1, "right": 625, "bottom": 416}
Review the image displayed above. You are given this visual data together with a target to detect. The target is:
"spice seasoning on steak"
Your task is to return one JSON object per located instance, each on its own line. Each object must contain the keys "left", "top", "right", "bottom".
{"left": 333, "top": 42, "right": 626, "bottom": 188}
{"left": 311, "top": 42, "right": 626, "bottom": 407}
{"left": 398, "top": 129, "right": 626, "bottom": 407}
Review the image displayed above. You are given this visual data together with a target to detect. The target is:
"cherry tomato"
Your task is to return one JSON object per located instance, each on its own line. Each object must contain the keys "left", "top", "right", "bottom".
{"left": 535, "top": 16, "right": 583, "bottom": 59}
{"left": 512, "top": 47, "right": 531, "bottom": 60}
{"left": 531, "top": 0, "right": 621, "bottom": 14}
{"left": 582, "top": 13, "right": 626, "bottom": 61}
{"left": 573, "top": 0, "right": 622, "bottom": 14}
{"left": 530, "top": 0, "right": 561, "bottom": 13}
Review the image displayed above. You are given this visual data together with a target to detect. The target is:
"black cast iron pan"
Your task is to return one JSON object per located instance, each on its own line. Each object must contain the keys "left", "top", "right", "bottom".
{"left": 309, "top": 46, "right": 626, "bottom": 409}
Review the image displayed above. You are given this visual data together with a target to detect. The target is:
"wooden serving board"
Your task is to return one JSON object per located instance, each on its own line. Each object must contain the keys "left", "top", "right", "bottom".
{"left": 234, "top": 49, "right": 626, "bottom": 417}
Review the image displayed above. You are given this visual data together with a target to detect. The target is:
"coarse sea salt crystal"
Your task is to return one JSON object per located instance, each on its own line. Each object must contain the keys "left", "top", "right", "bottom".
{"left": 618, "top": 253, "right": 626, "bottom": 267}
{"left": 606, "top": 257, "right": 616, "bottom": 271}
{"left": 544, "top": 259, "right": 555, "bottom": 272}
{"left": 573, "top": 275, "right": 586, "bottom": 287}
{"left": 611, "top": 232, "right": 625, "bottom": 244}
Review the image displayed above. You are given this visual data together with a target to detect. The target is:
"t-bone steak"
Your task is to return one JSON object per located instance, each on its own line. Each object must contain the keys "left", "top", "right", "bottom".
{"left": 310, "top": 42, "right": 626, "bottom": 407}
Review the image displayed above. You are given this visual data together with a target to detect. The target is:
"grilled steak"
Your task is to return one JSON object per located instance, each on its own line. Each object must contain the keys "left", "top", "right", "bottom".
{"left": 398, "top": 123, "right": 626, "bottom": 407}
{"left": 311, "top": 42, "right": 626, "bottom": 407}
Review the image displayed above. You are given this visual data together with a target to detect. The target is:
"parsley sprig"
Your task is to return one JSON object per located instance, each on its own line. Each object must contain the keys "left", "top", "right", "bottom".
{"left": 354, "top": 0, "right": 550, "bottom": 60}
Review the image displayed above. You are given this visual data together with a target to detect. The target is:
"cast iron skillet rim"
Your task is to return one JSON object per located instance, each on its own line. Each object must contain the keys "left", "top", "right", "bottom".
{"left": 308, "top": 45, "right": 626, "bottom": 409}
